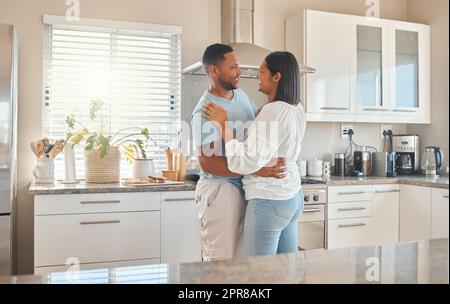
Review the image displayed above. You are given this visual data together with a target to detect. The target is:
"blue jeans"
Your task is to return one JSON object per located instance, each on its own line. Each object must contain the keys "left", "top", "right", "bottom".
{"left": 244, "top": 192, "right": 304, "bottom": 256}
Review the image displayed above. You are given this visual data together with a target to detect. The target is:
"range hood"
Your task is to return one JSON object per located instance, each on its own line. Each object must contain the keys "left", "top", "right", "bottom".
{"left": 182, "top": 0, "right": 315, "bottom": 78}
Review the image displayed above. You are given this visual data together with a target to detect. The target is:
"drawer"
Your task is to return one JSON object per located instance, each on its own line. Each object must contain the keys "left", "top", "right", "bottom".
{"left": 327, "top": 217, "right": 371, "bottom": 249}
{"left": 299, "top": 204, "right": 325, "bottom": 222}
{"left": 328, "top": 185, "right": 372, "bottom": 203}
{"left": 161, "top": 191, "right": 196, "bottom": 203}
{"left": 35, "top": 211, "right": 160, "bottom": 267}
{"left": 328, "top": 201, "right": 372, "bottom": 220}
{"left": 35, "top": 192, "right": 161, "bottom": 215}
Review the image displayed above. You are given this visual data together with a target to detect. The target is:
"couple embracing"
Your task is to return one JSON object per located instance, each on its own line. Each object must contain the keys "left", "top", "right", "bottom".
{"left": 191, "top": 44, "right": 306, "bottom": 261}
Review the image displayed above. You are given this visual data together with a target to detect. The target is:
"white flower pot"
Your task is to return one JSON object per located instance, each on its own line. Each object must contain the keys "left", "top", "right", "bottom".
{"left": 132, "top": 159, "right": 155, "bottom": 179}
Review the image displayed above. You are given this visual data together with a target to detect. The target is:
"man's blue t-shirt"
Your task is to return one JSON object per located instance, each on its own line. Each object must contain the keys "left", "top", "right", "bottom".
{"left": 191, "top": 89, "right": 257, "bottom": 192}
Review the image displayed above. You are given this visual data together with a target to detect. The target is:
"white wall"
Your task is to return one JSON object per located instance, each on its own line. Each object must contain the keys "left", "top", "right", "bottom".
{"left": 0, "top": 0, "right": 414, "bottom": 274}
{"left": 407, "top": 0, "right": 449, "bottom": 173}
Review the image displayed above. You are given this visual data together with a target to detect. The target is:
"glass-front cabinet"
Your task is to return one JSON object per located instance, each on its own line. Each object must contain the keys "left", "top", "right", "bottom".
{"left": 389, "top": 21, "right": 430, "bottom": 119}
{"left": 350, "top": 18, "right": 390, "bottom": 114}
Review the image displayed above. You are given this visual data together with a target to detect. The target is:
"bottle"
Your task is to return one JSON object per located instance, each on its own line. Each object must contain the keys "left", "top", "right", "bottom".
{"left": 335, "top": 153, "right": 345, "bottom": 176}
{"left": 63, "top": 141, "right": 77, "bottom": 183}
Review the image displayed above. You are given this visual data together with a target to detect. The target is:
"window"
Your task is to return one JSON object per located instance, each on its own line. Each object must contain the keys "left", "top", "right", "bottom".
{"left": 43, "top": 16, "right": 181, "bottom": 178}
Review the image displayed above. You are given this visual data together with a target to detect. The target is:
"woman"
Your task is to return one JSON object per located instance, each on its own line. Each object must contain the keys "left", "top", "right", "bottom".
{"left": 202, "top": 51, "right": 307, "bottom": 256}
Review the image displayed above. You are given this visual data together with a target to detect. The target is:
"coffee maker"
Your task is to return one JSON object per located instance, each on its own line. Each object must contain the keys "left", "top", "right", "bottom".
{"left": 393, "top": 135, "right": 420, "bottom": 175}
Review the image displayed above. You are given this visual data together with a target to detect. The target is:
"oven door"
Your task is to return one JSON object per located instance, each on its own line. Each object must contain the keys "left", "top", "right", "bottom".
{"left": 298, "top": 204, "right": 325, "bottom": 251}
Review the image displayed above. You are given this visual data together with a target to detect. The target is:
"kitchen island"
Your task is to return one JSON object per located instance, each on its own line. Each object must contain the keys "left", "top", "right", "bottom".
{"left": 1, "top": 238, "right": 448, "bottom": 284}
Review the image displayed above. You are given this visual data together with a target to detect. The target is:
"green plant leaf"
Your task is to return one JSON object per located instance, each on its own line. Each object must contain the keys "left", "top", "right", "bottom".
{"left": 84, "top": 133, "right": 98, "bottom": 152}
{"left": 89, "top": 99, "right": 104, "bottom": 121}
{"left": 135, "top": 138, "right": 147, "bottom": 160}
{"left": 98, "top": 134, "right": 111, "bottom": 159}
{"left": 71, "top": 129, "right": 89, "bottom": 148}
{"left": 65, "top": 115, "right": 76, "bottom": 129}
{"left": 141, "top": 128, "right": 150, "bottom": 139}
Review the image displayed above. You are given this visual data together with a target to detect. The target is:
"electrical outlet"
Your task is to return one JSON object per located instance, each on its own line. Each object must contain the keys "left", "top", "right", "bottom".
{"left": 380, "top": 125, "right": 393, "bottom": 139}
{"left": 341, "top": 124, "right": 354, "bottom": 138}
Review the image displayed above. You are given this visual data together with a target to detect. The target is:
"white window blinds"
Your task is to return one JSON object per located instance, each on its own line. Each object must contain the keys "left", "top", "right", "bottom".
{"left": 43, "top": 21, "right": 181, "bottom": 179}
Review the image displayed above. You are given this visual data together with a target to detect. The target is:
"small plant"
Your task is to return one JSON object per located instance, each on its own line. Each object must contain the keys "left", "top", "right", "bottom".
{"left": 65, "top": 99, "right": 154, "bottom": 161}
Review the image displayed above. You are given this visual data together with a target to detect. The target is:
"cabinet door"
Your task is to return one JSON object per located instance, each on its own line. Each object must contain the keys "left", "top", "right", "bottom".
{"left": 305, "top": 10, "right": 351, "bottom": 114}
{"left": 431, "top": 188, "right": 449, "bottom": 239}
{"left": 350, "top": 17, "right": 390, "bottom": 115}
{"left": 389, "top": 21, "right": 430, "bottom": 121}
{"left": 399, "top": 185, "right": 431, "bottom": 242}
{"left": 369, "top": 185, "right": 400, "bottom": 245}
{"left": 161, "top": 191, "right": 202, "bottom": 264}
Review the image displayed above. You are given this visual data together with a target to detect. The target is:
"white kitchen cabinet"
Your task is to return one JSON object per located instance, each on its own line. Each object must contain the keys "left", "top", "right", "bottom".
{"left": 327, "top": 184, "right": 399, "bottom": 249}
{"left": 431, "top": 188, "right": 449, "bottom": 239}
{"left": 350, "top": 17, "right": 391, "bottom": 115}
{"left": 35, "top": 211, "right": 161, "bottom": 267}
{"left": 368, "top": 185, "right": 400, "bottom": 245}
{"left": 388, "top": 21, "right": 430, "bottom": 122}
{"left": 286, "top": 10, "right": 430, "bottom": 123}
{"left": 161, "top": 191, "right": 202, "bottom": 264}
{"left": 399, "top": 185, "right": 432, "bottom": 242}
{"left": 304, "top": 10, "right": 352, "bottom": 115}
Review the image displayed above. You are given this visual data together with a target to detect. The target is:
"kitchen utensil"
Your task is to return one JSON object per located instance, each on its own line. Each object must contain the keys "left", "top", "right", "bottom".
{"left": 308, "top": 159, "right": 323, "bottom": 177}
{"left": 421, "top": 146, "right": 444, "bottom": 176}
{"left": 354, "top": 148, "right": 372, "bottom": 176}
{"left": 334, "top": 153, "right": 345, "bottom": 176}
{"left": 373, "top": 152, "right": 397, "bottom": 177}
{"left": 162, "top": 170, "right": 178, "bottom": 181}
{"left": 47, "top": 140, "right": 64, "bottom": 158}
{"left": 165, "top": 148, "right": 173, "bottom": 170}
{"left": 322, "top": 161, "right": 331, "bottom": 178}
{"left": 393, "top": 135, "right": 420, "bottom": 175}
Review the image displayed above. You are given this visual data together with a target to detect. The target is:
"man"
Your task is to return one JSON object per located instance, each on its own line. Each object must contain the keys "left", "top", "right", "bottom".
{"left": 191, "top": 44, "right": 286, "bottom": 261}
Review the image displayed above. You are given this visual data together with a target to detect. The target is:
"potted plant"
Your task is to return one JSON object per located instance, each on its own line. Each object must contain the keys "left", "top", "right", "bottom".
{"left": 65, "top": 99, "right": 151, "bottom": 183}
{"left": 123, "top": 139, "right": 156, "bottom": 180}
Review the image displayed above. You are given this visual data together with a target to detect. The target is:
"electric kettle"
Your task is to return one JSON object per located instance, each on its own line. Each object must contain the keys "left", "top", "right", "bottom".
{"left": 421, "top": 147, "right": 444, "bottom": 176}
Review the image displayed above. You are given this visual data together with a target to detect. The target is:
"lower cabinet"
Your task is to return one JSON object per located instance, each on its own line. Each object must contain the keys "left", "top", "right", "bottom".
{"left": 399, "top": 185, "right": 432, "bottom": 242}
{"left": 160, "top": 191, "right": 202, "bottom": 264}
{"left": 327, "top": 184, "right": 399, "bottom": 249}
{"left": 34, "top": 190, "right": 201, "bottom": 275}
{"left": 431, "top": 188, "right": 449, "bottom": 239}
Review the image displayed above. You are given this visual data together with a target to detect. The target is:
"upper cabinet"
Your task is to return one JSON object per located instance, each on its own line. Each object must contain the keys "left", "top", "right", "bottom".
{"left": 286, "top": 10, "right": 430, "bottom": 124}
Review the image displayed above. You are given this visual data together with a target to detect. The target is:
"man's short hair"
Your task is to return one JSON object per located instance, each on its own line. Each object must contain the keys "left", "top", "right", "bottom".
{"left": 202, "top": 44, "right": 234, "bottom": 71}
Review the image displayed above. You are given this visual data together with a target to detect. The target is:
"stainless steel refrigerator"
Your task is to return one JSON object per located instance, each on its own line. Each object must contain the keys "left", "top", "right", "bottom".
{"left": 0, "top": 23, "right": 18, "bottom": 276}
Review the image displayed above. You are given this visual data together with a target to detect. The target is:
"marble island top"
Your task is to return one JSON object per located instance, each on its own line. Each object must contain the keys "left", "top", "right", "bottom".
{"left": 1, "top": 239, "right": 448, "bottom": 284}
{"left": 29, "top": 175, "right": 448, "bottom": 195}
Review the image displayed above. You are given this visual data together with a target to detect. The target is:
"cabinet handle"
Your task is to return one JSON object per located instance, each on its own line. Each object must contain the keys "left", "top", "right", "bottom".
{"left": 80, "top": 220, "right": 121, "bottom": 225}
{"left": 80, "top": 200, "right": 120, "bottom": 205}
{"left": 303, "top": 208, "right": 323, "bottom": 213}
{"left": 362, "top": 108, "right": 390, "bottom": 112}
{"left": 164, "top": 198, "right": 196, "bottom": 202}
{"left": 338, "top": 207, "right": 366, "bottom": 212}
{"left": 320, "top": 107, "right": 349, "bottom": 110}
{"left": 337, "top": 191, "right": 366, "bottom": 195}
{"left": 338, "top": 223, "right": 366, "bottom": 228}
{"left": 444, "top": 195, "right": 449, "bottom": 199}
{"left": 375, "top": 190, "right": 400, "bottom": 194}
{"left": 393, "top": 109, "right": 417, "bottom": 113}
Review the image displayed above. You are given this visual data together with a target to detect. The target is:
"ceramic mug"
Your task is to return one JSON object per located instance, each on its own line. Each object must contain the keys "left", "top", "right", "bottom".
{"left": 33, "top": 157, "right": 55, "bottom": 184}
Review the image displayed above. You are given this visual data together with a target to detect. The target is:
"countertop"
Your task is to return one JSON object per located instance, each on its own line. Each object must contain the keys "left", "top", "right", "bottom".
{"left": 1, "top": 238, "right": 448, "bottom": 284}
{"left": 29, "top": 175, "right": 448, "bottom": 195}
{"left": 315, "top": 175, "right": 449, "bottom": 189}
{"left": 29, "top": 180, "right": 197, "bottom": 195}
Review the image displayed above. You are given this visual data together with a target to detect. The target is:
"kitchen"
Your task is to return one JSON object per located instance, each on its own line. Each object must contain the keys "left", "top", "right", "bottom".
{"left": 0, "top": 0, "right": 449, "bottom": 286}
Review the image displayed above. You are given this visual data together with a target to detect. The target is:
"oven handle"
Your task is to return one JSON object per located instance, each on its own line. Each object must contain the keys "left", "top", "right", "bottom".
{"left": 303, "top": 208, "right": 323, "bottom": 213}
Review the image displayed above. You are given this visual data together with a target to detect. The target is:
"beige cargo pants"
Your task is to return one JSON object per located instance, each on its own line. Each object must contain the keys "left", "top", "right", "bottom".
{"left": 195, "top": 178, "right": 246, "bottom": 261}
